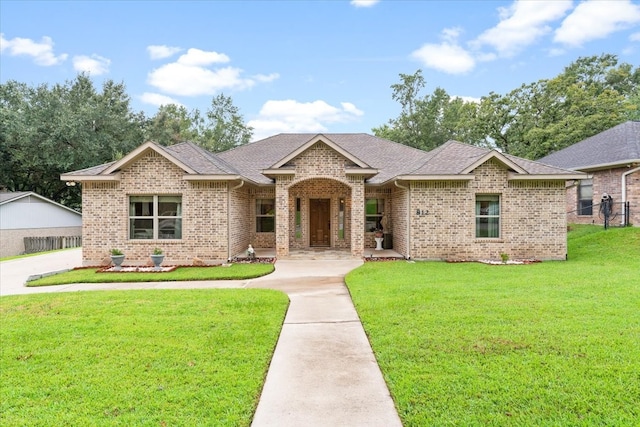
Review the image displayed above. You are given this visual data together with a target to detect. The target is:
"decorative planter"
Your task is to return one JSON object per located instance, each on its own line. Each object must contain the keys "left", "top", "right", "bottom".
{"left": 150, "top": 254, "right": 165, "bottom": 271}
{"left": 374, "top": 237, "right": 384, "bottom": 251}
{"left": 110, "top": 255, "right": 125, "bottom": 270}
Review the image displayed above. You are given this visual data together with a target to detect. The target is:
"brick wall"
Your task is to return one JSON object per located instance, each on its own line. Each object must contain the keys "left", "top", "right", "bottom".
{"left": 81, "top": 152, "right": 230, "bottom": 265}
{"left": 567, "top": 168, "right": 639, "bottom": 227}
{"left": 409, "top": 160, "right": 568, "bottom": 261}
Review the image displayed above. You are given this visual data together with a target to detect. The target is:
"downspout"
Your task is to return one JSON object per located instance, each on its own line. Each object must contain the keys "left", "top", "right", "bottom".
{"left": 395, "top": 180, "right": 411, "bottom": 259}
{"left": 227, "top": 180, "right": 245, "bottom": 261}
{"left": 622, "top": 166, "right": 640, "bottom": 225}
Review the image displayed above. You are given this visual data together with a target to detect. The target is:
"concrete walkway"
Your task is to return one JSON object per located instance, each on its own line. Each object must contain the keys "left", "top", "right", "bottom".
{"left": 0, "top": 252, "right": 402, "bottom": 426}
{"left": 248, "top": 260, "right": 402, "bottom": 427}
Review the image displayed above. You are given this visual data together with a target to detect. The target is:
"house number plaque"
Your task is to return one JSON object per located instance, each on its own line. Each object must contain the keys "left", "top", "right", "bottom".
{"left": 416, "top": 209, "right": 429, "bottom": 216}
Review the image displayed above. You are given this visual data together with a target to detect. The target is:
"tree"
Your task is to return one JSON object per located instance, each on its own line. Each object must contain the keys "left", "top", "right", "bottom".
{"left": 0, "top": 74, "right": 142, "bottom": 209}
{"left": 376, "top": 55, "right": 638, "bottom": 159}
{"left": 198, "top": 94, "right": 253, "bottom": 152}
{"left": 373, "top": 70, "right": 480, "bottom": 151}
{"left": 143, "top": 104, "right": 201, "bottom": 146}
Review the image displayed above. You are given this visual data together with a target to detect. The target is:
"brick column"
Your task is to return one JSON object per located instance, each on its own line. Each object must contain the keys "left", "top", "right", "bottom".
{"left": 350, "top": 177, "right": 365, "bottom": 257}
{"left": 275, "top": 177, "right": 291, "bottom": 257}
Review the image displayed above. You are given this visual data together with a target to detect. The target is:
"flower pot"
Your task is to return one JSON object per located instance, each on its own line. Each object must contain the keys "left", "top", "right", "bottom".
{"left": 150, "top": 254, "right": 165, "bottom": 271}
{"left": 110, "top": 255, "right": 125, "bottom": 270}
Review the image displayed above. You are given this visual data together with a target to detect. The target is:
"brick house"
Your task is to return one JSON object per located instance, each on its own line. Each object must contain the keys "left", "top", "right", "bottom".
{"left": 539, "top": 121, "right": 640, "bottom": 227}
{"left": 61, "top": 133, "right": 585, "bottom": 265}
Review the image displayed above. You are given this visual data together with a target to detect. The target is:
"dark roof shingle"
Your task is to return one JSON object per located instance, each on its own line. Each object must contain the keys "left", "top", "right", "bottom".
{"left": 538, "top": 121, "right": 640, "bottom": 170}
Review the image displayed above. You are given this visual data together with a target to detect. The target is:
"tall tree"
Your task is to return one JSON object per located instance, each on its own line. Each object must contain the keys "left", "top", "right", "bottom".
{"left": 143, "top": 104, "right": 201, "bottom": 146}
{"left": 0, "top": 74, "right": 142, "bottom": 209}
{"left": 373, "top": 70, "right": 480, "bottom": 151}
{"left": 198, "top": 94, "right": 253, "bottom": 152}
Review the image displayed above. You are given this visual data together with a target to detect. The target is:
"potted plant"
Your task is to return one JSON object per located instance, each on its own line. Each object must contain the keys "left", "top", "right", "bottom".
{"left": 150, "top": 247, "right": 164, "bottom": 271}
{"left": 110, "top": 249, "right": 125, "bottom": 270}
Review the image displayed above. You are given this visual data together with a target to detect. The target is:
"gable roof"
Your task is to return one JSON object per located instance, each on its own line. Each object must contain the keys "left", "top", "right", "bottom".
{"left": 62, "top": 134, "right": 585, "bottom": 185}
{"left": 0, "top": 191, "right": 81, "bottom": 215}
{"left": 538, "top": 121, "right": 640, "bottom": 171}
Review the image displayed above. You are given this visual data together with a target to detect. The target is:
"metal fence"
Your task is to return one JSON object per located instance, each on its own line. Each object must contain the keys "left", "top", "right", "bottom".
{"left": 570, "top": 201, "right": 632, "bottom": 228}
{"left": 23, "top": 236, "right": 82, "bottom": 254}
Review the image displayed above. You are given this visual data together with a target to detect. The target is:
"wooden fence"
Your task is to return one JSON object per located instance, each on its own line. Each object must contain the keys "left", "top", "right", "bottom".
{"left": 23, "top": 236, "right": 82, "bottom": 254}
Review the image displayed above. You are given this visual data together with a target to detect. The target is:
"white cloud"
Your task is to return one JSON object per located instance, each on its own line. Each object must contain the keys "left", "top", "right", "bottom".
{"left": 72, "top": 54, "right": 110, "bottom": 75}
{"left": 176, "top": 48, "right": 229, "bottom": 66}
{"left": 350, "top": 0, "right": 379, "bottom": 7}
{"left": 253, "top": 73, "right": 280, "bottom": 83}
{"left": 147, "top": 48, "right": 277, "bottom": 96}
{"left": 148, "top": 63, "right": 255, "bottom": 96}
{"left": 473, "top": 0, "right": 572, "bottom": 56}
{"left": 147, "top": 45, "right": 182, "bottom": 60}
{"left": 0, "top": 33, "right": 67, "bottom": 66}
{"left": 247, "top": 99, "right": 363, "bottom": 141}
{"left": 555, "top": 0, "right": 640, "bottom": 47}
{"left": 140, "top": 92, "right": 184, "bottom": 108}
{"left": 631, "top": 32, "right": 640, "bottom": 42}
{"left": 411, "top": 27, "right": 476, "bottom": 75}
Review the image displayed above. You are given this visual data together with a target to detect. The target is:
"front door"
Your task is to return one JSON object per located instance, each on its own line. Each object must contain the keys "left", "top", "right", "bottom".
{"left": 310, "top": 199, "right": 330, "bottom": 246}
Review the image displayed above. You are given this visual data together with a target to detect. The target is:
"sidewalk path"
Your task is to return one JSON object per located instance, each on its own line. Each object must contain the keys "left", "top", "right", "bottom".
{"left": 1, "top": 254, "right": 402, "bottom": 426}
{"left": 248, "top": 260, "right": 402, "bottom": 427}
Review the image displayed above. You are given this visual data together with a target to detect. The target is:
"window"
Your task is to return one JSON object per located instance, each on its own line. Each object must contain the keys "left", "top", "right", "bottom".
{"left": 578, "top": 179, "right": 593, "bottom": 215}
{"left": 476, "top": 195, "right": 500, "bottom": 238}
{"left": 338, "top": 198, "right": 345, "bottom": 239}
{"left": 256, "top": 199, "right": 275, "bottom": 232}
{"left": 365, "top": 198, "right": 384, "bottom": 232}
{"left": 129, "top": 195, "right": 182, "bottom": 239}
{"left": 295, "top": 198, "right": 301, "bottom": 239}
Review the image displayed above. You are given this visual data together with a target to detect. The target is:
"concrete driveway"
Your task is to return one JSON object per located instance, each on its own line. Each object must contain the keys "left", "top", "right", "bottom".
{"left": 0, "top": 251, "right": 402, "bottom": 426}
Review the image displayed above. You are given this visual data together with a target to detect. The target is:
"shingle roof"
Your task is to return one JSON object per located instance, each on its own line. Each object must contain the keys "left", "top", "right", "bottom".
{"left": 62, "top": 134, "right": 581, "bottom": 183}
{"left": 165, "top": 142, "right": 240, "bottom": 175}
{"left": 538, "top": 121, "right": 640, "bottom": 170}
{"left": 218, "top": 133, "right": 432, "bottom": 184}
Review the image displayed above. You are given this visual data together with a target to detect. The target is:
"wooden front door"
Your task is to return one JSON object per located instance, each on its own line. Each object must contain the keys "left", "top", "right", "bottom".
{"left": 310, "top": 199, "right": 330, "bottom": 246}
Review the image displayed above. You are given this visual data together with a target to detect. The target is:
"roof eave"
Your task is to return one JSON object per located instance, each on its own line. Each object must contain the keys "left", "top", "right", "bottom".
{"left": 60, "top": 172, "right": 121, "bottom": 182}
{"left": 507, "top": 172, "right": 588, "bottom": 181}
{"left": 566, "top": 159, "right": 640, "bottom": 172}
{"left": 183, "top": 174, "right": 244, "bottom": 181}
{"left": 262, "top": 169, "right": 296, "bottom": 177}
{"left": 345, "top": 168, "right": 378, "bottom": 178}
{"left": 395, "top": 174, "right": 475, "bottom": 181}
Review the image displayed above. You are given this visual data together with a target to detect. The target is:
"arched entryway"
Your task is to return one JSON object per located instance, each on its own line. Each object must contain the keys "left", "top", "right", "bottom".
{"left": 287, "top": 178, "right": 354, "bottom": 253}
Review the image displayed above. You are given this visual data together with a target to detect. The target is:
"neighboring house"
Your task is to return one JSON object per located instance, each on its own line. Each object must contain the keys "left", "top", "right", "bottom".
{"left": 539, "top": 121, "right": 640, "bottom": 227}
{"left": 0, "top": 191, "right": 82, "bottom": 257}
{"left": 61, "top": 134, "right": 585, "bottom": 266}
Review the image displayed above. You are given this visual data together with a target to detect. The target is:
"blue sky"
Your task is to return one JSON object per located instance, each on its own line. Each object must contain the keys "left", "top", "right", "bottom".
{"left": 2, "top": 0, "right": 639, "bottom": 141}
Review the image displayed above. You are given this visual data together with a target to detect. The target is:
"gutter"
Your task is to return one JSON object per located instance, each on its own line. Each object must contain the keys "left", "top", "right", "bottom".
{"left": 227, "top": 180, "right": 245, "bottom": 261}
{"left": 622, "top": 166, "right": 640, "bottom": 225}
{"left": 394, "top": 180, "right": 411, "bottom": 260}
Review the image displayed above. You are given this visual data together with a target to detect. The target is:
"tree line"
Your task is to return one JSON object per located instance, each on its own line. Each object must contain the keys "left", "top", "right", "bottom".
{"left": 1, "top": 54, "right": 637, "bottom": 210}
{"left": 375, "top": 54, "right": 639, "bottom": 159}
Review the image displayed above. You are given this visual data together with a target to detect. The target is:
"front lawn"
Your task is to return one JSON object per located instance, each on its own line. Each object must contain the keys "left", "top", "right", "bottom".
{"left": 347, "top": 226, "right": 640, "bottom": 426}
{"left": 0, "top": 289, "right": 289, "bottom": 426}
{"left": 27, "top": 263, "right": 274, "bottom": 287}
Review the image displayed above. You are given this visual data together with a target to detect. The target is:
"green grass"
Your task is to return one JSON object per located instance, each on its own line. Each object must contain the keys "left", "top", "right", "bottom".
{"left": 347, "top": 225, "right": 640, "bottom": 426}
{"left": 27, "top": 264, "right": 274, "bottom": 287}
{"left": 1, "top": 289, "right": 289, "bottom": 426}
